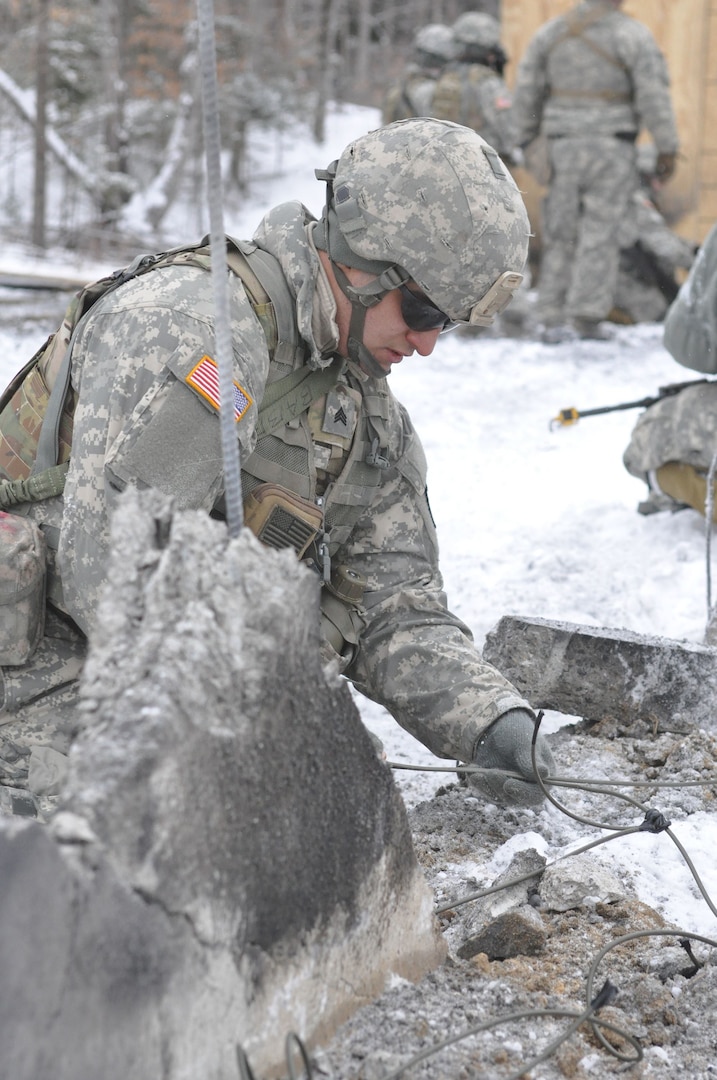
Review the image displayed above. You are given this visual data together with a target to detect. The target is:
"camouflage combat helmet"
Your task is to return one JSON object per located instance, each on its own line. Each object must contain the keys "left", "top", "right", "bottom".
{"left": 452, "top": 11, "right": 502, "bottom": 49}
{"left": 313, "top": 118, "right": 529, "bottom": 370}
{"left": 414, "top": 23, "right": 455, "bottom": 65}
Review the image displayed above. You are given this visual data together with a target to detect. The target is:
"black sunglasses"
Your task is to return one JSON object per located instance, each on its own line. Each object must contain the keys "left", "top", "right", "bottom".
{"left": 398, "top": 283, "right": 456, "bottom": 333}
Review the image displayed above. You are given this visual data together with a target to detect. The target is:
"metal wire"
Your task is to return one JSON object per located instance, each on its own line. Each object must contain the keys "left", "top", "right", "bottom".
{"left": 705, "top": 449, "right": 717, "bottom": 621}
{"left": 195, "top": 0, "right": 244, "bottom": 538}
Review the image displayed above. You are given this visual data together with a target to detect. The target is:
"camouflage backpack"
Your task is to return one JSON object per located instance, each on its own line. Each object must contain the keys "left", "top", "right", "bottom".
{"left": 429, "top": 63, "right": 493, "bottom": 130}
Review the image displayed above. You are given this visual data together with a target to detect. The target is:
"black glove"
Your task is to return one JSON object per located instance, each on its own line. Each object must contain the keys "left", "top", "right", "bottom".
{"left": 655, "top": 151, "right": 677, "bottom": 181}
{"left": 468, "top": 709, "right": 555, "bottom": 807}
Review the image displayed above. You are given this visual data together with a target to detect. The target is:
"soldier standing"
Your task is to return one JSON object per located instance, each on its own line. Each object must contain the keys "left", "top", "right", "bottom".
{"left": 0, "top": 119, "right": 555, "bottom": 813}
{"left": 511, "top": 0, "right": 679, "bottom": 342}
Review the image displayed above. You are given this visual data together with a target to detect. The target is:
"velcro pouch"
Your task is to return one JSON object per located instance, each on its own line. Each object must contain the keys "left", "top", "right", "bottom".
{"left": 0, "top": 511, "right": 46, "bottom": 665}
{"left": 243, "top": 483, "right": 323, "bottom": 558}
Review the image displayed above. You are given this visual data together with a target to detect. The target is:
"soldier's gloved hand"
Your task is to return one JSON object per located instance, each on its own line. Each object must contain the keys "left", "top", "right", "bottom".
{"left": 655, "top": 151, "right": 677, "bottom": 181}
{"left": 468, "top": 709, "right": 555, "bottom": 807}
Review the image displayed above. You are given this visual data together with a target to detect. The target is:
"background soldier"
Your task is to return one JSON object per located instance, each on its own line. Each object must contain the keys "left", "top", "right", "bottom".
{"left": 511, "top": 0, "right": 679, "bottom": 342}
{"left": 430, "top": 11, "right": 516, "bottom": 162}
{"left": 381, "top": 24, "right": 455, "bottom": 124}
{"left": 623, "top": 221, "right": 717, "bottom": 518}
{"left": 0, "top": 119, "right": 555, "bottom": 811}
{"left": 611, "top": 144, "right": 698, "bottom": 326}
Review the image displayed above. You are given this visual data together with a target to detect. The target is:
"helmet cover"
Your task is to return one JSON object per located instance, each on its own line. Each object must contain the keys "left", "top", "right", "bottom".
{"left": 413, "top": 23, "right": 456, "bottom": 63}
{"left": 452, "top": 11, "right": 502, "bottom": 49}
{"left": 320, "top": 118, "right": 529, "bottom": 323}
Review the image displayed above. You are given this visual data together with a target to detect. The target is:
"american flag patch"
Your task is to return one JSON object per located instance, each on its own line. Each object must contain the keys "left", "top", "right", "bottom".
{"left": 185, "top": 355, "right": 253, "bottom": 422}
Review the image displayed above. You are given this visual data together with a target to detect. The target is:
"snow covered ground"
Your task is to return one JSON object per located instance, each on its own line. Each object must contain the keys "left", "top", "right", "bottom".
{"left": 1, "top": 102, "right": 715, "bottom": 959}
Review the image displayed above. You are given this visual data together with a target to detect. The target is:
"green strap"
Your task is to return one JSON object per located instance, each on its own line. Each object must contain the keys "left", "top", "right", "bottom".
{"left": 255, "top": 356, "right": 344, "bottom": 438}
{"left": 0, "top": 462, "right": 69, "bottom": 509}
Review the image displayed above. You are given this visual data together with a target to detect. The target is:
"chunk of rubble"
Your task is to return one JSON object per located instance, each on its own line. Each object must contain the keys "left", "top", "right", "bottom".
{"left": 0, "top": 489, "right": 446, "bottom": 1079}
{"left": 539, "top": 853, "right": 626, "bottom": 912}
{"left": 457, "top": 848, "right": 547, "bottom": 960}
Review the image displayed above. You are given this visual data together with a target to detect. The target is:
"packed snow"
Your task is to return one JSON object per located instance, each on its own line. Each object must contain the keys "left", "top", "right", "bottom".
{"left": 1, "top": 101, "right": 715, "bottom": 952}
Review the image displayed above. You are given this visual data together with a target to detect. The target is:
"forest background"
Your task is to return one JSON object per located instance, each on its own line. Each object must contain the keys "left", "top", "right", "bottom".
{"left": 0, "top": 0, "right": 499, "bottom": 258}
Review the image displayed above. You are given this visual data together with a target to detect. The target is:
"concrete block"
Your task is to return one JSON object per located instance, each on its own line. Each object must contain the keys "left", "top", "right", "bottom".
{"left": 0, "top": 489, "right": 446, "bottom": 1080}
{"left": 483, "top": 615, "right": 717, "bottom": 733}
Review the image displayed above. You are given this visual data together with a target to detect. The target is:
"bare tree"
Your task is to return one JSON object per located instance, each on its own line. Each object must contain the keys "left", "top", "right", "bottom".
{"left": 31, "top": 0, "right": 49, "bottom": 248}
{"left": 313, "top": 0, "right": 344, "bottom": 142}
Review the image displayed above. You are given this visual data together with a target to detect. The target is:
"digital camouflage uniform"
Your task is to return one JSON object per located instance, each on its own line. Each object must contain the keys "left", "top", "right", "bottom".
{"left": 0, "top": 128, "right": 533, "bottom": 789}
{"left": 614, "top": 188, "right": 697, "bottom": 325}
{"left": 511, "top": 0, "right": 679, "bottom": 327}
{"left": 623, "top": 223, "right": 717, "bottom": 518}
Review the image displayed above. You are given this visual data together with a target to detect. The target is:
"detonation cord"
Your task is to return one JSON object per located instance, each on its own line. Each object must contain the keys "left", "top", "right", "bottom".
{"left": 195, "top": 0, "right": 244, "bottom": 538}
{"left": 704, "top": 449, "right": 717, "bottom": 623}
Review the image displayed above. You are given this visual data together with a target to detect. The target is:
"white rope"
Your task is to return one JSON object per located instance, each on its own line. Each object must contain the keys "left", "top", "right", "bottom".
{"left": 704, "top": 450, "right": 717, "bottom": 625}
{"left": 195, "top": 0, "right": 244, "bottom": 538}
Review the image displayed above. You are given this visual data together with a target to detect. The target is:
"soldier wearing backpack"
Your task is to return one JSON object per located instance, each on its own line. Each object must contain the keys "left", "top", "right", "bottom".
{"left": 0, "top": 118, "right": 556, "bottom": 814}
{"left": 429, "top": 12, "right": 517, "bottom": 163}
{"left": 381, "top": 24, "right": 455, "bottom": 124}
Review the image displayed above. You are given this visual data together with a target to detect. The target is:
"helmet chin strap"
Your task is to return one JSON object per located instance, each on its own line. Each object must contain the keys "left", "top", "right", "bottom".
{"left": 331, "top": 261, "right": 409, "bottom": 379}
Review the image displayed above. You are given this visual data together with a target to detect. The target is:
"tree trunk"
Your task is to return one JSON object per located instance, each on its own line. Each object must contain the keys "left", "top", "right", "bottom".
{"left": 32, "top": 0, "right": 49, "bottom": 249}
{"left": 354, "top": 0, "right": 372, "bottom": 99}
{"left": 313, "top": 0, "right": 344, "bottom": 143}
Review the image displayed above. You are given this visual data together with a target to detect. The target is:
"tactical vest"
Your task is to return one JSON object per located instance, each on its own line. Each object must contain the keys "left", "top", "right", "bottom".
{"left": 429, "top": 63, "right": 494, "bottom": 131}
{"left": 545, "top": 5, "right": 632, "bottom": 105}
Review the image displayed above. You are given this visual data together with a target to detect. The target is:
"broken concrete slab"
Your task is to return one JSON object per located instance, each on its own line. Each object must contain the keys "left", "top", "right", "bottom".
{"left": 483, "top": 614, "right": 717, "bottom": 734}
{"left": 456, "top": 848, "right": 547, "bottom": 961}
{"left": 0, "top": 488, "right": 446, "bottom": 1080}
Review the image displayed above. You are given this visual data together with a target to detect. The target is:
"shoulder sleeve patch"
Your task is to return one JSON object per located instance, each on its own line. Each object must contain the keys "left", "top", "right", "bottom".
{"left": 186, "top": 355, "right": 253, "bottom": 422}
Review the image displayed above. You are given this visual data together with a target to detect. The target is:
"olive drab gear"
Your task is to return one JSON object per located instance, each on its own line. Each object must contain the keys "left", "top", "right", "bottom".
{"left": 313, "top": 118, "right": 529, "bottom": 328}
{"left": 429, "top": 63, "right": 496, "bottom": 132}
{"left": 0, "top": 512, "right": 46, "bottom": 665}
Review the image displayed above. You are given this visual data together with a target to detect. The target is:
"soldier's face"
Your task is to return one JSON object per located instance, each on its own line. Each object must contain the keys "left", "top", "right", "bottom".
{"left": 334, "top": 266, "right": 443, "bottom": 375}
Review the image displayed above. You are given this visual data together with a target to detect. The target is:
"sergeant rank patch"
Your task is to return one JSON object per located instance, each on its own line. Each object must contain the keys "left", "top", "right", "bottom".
{"left": 186, "top": 355, "right": 253, "bottom": 422}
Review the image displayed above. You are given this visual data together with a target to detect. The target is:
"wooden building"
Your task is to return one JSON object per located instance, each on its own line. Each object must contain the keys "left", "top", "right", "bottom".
{"left": 501, "top": 0, "right": 717, "bottom": 245}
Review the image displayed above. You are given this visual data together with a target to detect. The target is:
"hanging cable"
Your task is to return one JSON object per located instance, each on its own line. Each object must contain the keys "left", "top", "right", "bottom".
{"left": 195, "top": 0, "right": 244, "bottom": 538}
{"left": 704, "top": 449, "right": 717, "bottom": 621}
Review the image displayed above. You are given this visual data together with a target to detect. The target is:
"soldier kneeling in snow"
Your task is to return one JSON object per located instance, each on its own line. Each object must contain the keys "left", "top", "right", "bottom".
{"left": 624, "top": 222, "right": 717, "bottom": 518}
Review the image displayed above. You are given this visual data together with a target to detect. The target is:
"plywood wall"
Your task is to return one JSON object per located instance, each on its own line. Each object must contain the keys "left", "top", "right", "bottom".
{"left": 501, "top": 0, "right": 717, "bottom": 245}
